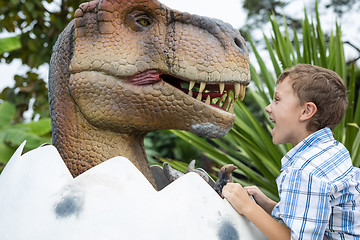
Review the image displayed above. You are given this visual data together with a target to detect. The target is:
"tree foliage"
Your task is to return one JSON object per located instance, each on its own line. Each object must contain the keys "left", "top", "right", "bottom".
{"left": 241, "top": 0, "right": 360, "bottom": 65}
{"left": 0, "top": 101, "right": 51, "bottom": 172}
{"left": 0, "top": 0, "right": 85, "bottom": 120}
{"left": 0, "top": 71, "right": 49, "bottom": 123}
{"left": 0, "top": 0, "right": 84, "bottom": 68}
{"left": 242, "top": 0, "right": 360, "bottom": 30}
{"left": 0, "top": 36, "right": 21, "bottom": 54}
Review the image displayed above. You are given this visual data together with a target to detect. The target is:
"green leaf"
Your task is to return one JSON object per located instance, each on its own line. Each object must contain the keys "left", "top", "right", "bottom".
{"left": 247, "top": 32, "right": 275, "bottom": 97}
{"left": 354, "top": 87, "right": 360, "bottom": 125}
{"left": 18, "top": 118, "right": 52, "bottom": 135}
{"left": 4, "top": 129, "right": 51, "bottom": 151}
{"left": 344, "top": 64, "right": 356, "bottom": 151}
{"left": 0, "top": 142, "right": 15, "bottom": 167}
{"left": 327, "top": 31, "right": 336, "bottom": 69}
{"left": 352, "top": 129, "right": 360, "bottom": 166}
{"left": 0, "top": 101, "right": 16, "bottom": 130}
{"left": 302, "top": 10, "right": 311, "bottom": 63}
{"left": 264, "top": 36, "right": 282, "bottom": 77}
{"left": 0, "top": 36, "right": 21, "bottom": 54}
{"left": 293, "top": 29, "right": 302, "bottom": 63}
{"left": 315, "top": 4, "right": 327, "bottom": 67}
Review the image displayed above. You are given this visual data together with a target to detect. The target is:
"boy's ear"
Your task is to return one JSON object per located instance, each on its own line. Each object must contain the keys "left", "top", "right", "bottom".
{"left": 300, "top": 102, "right": 317, "bottom": 121}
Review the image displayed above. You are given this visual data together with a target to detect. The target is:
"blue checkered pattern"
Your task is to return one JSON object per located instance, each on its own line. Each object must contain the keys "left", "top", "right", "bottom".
{"left": 271, "top": 128, "right": 360, "bottom": 240}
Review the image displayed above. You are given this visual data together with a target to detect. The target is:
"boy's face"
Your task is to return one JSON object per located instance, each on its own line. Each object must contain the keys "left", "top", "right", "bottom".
{"left": 265, "top": 77, "right": 307, "bottom": 146}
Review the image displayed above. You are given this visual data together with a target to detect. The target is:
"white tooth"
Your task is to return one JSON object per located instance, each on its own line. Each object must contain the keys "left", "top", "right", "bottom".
{"left": 222, "top": 95, "right": 230, "bottom": 110}
{"left": 240, "top": 84, "right": 246, "bottom": 101}
{"left": 189, "top": 81, "right": 195, "bottom": 91}
{"left": 234, "top": 83, "right": 240, "bottom": 100}
{"left": 205, "top": 95, "right": 211, "bottom": 105}
{"left": 196, "top": 92, "right": 202, "bottom": 101}
{"left": 229, "top": 100, "right": 235, "bottom": 113}
{"left": 199, "top": 82, "right": 206, "bottom": 93}
{"left": 219, "top": 83, "right": 225, "bottom": 94}
{"left": 188, "top": 90, "right": 193, "bottom": 97}
{"left": 238, "top": 84, "right": 244, "bottom": 101}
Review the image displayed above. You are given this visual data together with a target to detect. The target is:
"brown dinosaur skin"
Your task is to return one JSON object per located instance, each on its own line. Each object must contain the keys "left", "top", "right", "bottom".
{"left": 49, "top": 0, "right": 249, "bottom": 188}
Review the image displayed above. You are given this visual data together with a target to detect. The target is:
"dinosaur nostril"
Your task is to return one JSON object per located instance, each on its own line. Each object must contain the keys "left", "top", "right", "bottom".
{"left": 234, "top": 37, "right": 246, "bottom": 53}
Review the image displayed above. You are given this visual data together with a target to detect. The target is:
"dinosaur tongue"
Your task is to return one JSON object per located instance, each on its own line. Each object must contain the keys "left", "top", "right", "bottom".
{"left": 127, "top": 70, "right": 162, "bottom": 86}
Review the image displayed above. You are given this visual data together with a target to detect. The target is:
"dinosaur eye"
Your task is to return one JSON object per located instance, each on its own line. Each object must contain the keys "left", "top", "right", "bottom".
{"left": 127, "top": 10, "right": 153, "bottom": 32}
{"left": 137, "top": 18, "right": 150, "bottom": 27}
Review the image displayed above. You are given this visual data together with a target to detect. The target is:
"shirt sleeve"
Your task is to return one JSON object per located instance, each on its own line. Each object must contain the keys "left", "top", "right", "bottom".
{"left": 272, "top": 169, "right": 332, "bottom": 240}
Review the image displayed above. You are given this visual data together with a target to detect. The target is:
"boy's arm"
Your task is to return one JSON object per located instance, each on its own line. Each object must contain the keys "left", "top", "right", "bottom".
{"left": 223, "top": 183, "right": 291, "bottom": 240}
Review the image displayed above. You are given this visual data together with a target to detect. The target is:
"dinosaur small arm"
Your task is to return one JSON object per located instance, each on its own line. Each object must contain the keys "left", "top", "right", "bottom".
{"left": 49, "top": 0, "right": 250, "bottom": 187}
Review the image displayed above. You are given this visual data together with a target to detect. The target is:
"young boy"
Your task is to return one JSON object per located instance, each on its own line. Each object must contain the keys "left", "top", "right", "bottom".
{"left": 222, "top": 64, "right": 360, "bottom": 240}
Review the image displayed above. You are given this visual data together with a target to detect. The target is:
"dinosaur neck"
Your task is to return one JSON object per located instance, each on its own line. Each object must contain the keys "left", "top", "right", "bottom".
{"left": 69, "top": 129, "right": 151, "bottom": 177}
{"left": 52, "top": 100, "right": 155, "bottom": 187}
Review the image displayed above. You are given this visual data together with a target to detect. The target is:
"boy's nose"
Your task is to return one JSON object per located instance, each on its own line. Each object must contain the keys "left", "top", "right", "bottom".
{"left": 265, "top": 104, "right": 271, "bottom": 113}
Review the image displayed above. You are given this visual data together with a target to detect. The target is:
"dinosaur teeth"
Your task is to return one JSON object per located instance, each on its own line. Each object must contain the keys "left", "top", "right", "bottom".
{"left": 221, "top": 95, "right": 230, "bottom": 111}
{"left": 219, "top": 83, "right": 225, "bottom": 94}
{"left": 228, "top": 100, "right": 235, "bottom": 114}
{"left": 197, "top": 83, "right": 246, "bottom": 113}
{"left": 240, "top": 84, "right": 246, "bottom": 101}
{"left": 216, "top": 94, "right": 227, "bottom": 106}
{"left": 157, "top": 72, "right": 248, "bottom": 113}
{"left": 181, "top": 81, "right": 247, "bottom": 113}
{"left": 205, "top": 95, "right": 211, "bottom": 105}
{"left": 199, "top": 82, "right": 206, "bottom": 93}
{"left": 189, "top": 81, "right": 195, "bottom": 91}
{"left": 234, "top": 83, "right": 240, "bottom": 100}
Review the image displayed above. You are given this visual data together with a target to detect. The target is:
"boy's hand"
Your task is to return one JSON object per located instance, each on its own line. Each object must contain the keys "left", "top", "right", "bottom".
{"left": 244, "top": 186, "right": 277, "bottom": 214}
{"left": 222, "top": 183, "right": 256, "bottom": 216}
{"left": 223, "top": 183, "right": 291, "bottom": 240}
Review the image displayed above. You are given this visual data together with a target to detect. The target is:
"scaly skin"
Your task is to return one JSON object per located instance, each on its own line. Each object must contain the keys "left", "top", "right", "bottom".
{"left": 49, "top": 0, "right": 250, "bottom": 187}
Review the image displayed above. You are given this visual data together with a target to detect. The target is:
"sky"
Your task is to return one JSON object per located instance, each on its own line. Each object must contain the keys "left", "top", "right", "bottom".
{"left": 0, "top": 0, "right": 359, "bottom": 91}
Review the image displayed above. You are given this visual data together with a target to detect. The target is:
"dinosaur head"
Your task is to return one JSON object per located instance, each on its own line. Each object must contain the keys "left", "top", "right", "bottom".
{"left": 69, "top": 0, "right": 249, "bottom": 138}
{"left": 49, "top": 0, "right": 249, "bottom": 181}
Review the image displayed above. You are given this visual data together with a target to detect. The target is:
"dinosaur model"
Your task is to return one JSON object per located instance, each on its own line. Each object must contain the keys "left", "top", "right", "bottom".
{"left": 0, "top": 1, "right": 265, "bottom": 238}
{"left": 214, "top": 164, "right": 238, "bottom": 196}
{"left": 49, "top": 0, "right": 250, "bottom": 188}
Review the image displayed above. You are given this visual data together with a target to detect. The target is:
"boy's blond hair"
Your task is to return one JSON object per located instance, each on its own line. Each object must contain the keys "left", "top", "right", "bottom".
{"left": 277, "top": 64, "right": 348, "bottom": 131}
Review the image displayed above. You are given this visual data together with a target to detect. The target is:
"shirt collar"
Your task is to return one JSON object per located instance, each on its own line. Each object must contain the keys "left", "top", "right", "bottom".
{"left": 280, "top": 127, "right": 334, "bottom": 171}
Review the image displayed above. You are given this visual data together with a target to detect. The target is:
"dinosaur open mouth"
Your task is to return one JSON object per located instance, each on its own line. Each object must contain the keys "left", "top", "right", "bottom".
{"left": 127, "top": 70, "right": 247, "bottom": 113}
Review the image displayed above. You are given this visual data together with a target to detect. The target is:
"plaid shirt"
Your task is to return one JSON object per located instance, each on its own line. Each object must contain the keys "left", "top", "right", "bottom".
{"left": 271, "top": 128, "right": 360, "bottom": 240}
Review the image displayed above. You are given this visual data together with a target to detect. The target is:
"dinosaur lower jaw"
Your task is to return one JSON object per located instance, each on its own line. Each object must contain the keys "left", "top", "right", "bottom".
{"left": 127, "top": 70, "right": 248, "bottom": 114}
